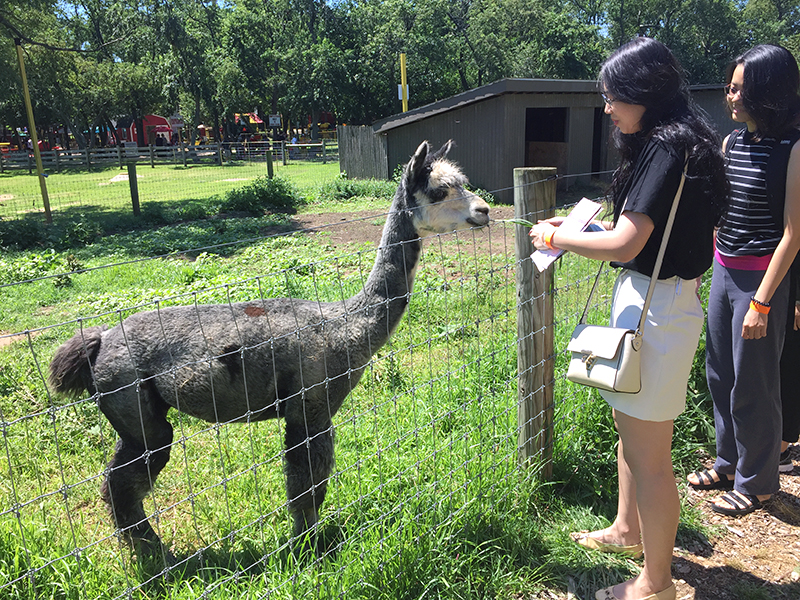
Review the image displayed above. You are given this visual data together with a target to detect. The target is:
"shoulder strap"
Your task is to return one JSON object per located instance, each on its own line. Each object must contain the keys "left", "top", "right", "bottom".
{"left": 765, "top": 127, "right": 800, "bottom": 229}
{"left": 723, "top": 127, "right": 746, "bottom": 158}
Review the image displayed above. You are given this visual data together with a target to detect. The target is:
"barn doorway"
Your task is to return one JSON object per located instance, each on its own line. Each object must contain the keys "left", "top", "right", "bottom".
{"left": 524, "top": 107, "right": 568, "bottom": 180}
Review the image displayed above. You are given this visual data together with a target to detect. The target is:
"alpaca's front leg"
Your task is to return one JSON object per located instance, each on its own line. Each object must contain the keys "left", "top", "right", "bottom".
{"left": 283, "top": 419, "right": 335, "bottom": 538}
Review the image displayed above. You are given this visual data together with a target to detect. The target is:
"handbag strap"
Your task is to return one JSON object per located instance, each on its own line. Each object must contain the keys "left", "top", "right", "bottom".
{"left": 578, "top": 152, "right": 689, "bottom": 335}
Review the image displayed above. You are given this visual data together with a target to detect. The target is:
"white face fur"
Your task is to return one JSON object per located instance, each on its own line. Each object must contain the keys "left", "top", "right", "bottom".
{"left": 412, "top": 159, "right": 490, "bottom": 233}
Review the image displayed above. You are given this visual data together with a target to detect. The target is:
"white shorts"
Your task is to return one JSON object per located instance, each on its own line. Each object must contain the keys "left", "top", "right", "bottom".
{"left": 599, "top": 269, "right": 704, "bottom": 422}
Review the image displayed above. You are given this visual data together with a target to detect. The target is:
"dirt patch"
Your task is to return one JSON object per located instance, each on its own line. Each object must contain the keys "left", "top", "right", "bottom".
{"left": 0, "top": 330, "right": 39, "bottom": 349}
{"left": 673, "top": 454, "right": 800, "bottom": 599}
{"left": 292, "top": 205, "right": 517, "bottom": 253}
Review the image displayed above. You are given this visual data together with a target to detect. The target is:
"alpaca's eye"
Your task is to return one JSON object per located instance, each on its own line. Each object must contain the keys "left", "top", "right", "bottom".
{"left": 428, "top": 188, "right": 448, "bottom": 202}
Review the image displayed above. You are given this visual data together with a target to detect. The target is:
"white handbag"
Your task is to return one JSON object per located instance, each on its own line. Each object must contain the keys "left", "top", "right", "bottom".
{"left": 566, "top": 157, "right": 687, "bottom": 394}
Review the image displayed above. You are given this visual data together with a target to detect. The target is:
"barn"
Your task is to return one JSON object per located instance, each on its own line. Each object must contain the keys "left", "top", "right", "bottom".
{"left": 338, "top": 78, "right": 729, "bottom": 204}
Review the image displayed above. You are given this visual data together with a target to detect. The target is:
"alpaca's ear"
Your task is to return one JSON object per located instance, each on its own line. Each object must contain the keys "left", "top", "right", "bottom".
{"left": 433, "top": 140, "right": 454, "bottom": 159}
{"left": 407, "top": 141, "right": 429, "bottom": 180}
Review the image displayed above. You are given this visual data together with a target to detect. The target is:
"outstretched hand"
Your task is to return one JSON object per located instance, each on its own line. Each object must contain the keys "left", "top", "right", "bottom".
{"left": 530, "top": 222, "right": 557, "bottom": 251}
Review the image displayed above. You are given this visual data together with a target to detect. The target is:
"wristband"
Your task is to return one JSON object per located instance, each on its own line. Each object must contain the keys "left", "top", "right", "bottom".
{"left": 749, "top": 300, "right": 770, "bottom": 315}
{"left": 543, "top": 229, "right": 556, "bottom": 250}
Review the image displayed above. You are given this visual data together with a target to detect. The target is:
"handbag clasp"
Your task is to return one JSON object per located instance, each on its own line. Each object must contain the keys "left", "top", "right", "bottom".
{"left": 581, "top": 351, "right": 597, "bottom": 369}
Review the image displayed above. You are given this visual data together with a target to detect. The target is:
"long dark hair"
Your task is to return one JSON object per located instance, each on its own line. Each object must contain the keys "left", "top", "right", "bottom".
{"left": 599, "top": 37, "right": 728, "bottom": 219}
{"left": 726, "top": 44, "right": 800, "bottom": 139}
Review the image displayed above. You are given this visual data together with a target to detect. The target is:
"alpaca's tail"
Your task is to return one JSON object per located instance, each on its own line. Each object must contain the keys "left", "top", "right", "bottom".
{"left": 48, "top": 326, "right": 107, "bottom": 397}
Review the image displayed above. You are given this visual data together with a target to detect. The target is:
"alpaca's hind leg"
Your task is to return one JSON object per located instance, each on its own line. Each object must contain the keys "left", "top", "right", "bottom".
{"left": 284, "top": 420, "right": 334, "bottom": 538}
{"left": 100, "top": 383, "right": 174, "bottom": 560}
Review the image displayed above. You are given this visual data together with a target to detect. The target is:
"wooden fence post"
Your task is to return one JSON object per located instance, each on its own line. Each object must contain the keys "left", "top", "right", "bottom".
{"left": 127, "top": 161, "right": 140, "bottom": 216}
{"left": 149, "top": 144, "right": 155, "bottom": 168}
{"left": 515, "top": 166, "right": 556, "bottom": 479}
{"left": 117, "top": 145, "right": 123, "bottom": 169}
{"left": 282, "top": 141, "right": 287, "bottom": 166}
{"left": 217, "top": 143, "right": 223, "bottom": 166}
{"left": 266, "top": 143, "right": 274, "bottom": 178}
{"left": 85, "top": 148, "right": 91, "bottom": 171}
{"left": 322, "top": 140, "right": 327, "bottom": 164}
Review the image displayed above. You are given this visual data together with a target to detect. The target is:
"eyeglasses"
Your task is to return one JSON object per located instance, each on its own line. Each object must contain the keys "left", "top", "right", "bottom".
{"left": 600, "top": 92, "right": 617, "bottom": 107}
{"left": 724, "top": 84, "right": 742, "bottom": 98}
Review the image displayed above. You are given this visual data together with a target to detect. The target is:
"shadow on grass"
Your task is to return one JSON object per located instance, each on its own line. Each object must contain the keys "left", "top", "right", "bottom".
{"left": 135, "top": 523, "right": 346, "bottom": 597}
{"left": 1, "top": 198, "right": 305, "bottom": 257}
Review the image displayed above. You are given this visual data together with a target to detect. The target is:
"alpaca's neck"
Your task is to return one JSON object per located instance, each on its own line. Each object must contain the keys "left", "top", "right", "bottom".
{"left": 347, "top": 197, "right": 421, "bottom": 348}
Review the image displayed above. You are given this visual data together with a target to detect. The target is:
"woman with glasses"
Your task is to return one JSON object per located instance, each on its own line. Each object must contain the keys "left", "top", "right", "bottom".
{"left": 687, "top": 45, "right": 800, "bottom": 515}
{"left": 531, "top": 37, "right": 727, "bottom": 600}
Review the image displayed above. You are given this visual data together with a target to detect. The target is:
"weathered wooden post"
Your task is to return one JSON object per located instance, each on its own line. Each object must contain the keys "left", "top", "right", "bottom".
{"left": 282, "top": 141, "right": 287, "bottom": 166}
{"left": 266, "top": 143, "right": 274, "bottom": 178}
{"left": 515, "top": 166, "right": 556, "bottom": 479}
{"left": 117, "top": 145, "right": 123, "bottom": 169}
{"left": 127, "top": 161, "right": 140, "bottom": 216}
{"left": 149, "top": 144, "right": 155, "bottom": 168}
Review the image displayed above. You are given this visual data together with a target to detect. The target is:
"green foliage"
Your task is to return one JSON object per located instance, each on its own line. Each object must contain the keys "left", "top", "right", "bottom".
{"left": 317, "top": 173, "right": 397, "bottom": 203}
{"left": 220, "top": 176, "right": 301, "bottom": 213}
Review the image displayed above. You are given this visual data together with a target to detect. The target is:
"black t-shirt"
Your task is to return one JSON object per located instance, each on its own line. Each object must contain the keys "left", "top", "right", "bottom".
{"left": 610, "top": 138, "right": 716, "bottom": 280}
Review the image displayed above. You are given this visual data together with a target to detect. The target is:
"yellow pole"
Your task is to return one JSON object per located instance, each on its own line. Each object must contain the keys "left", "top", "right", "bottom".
{"left": 400, "top": 53, "right": 408, "bottom": 113}
{"left": 15, "top": 39, "right": 51, "bottom": 223}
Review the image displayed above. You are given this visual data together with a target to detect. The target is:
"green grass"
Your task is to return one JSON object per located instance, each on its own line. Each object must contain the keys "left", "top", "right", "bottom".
{"left": 0, "top": 165, "right": 768, "bottom": 599}
{"left": 0, "top": 161, "right": 341, "bottom": 221}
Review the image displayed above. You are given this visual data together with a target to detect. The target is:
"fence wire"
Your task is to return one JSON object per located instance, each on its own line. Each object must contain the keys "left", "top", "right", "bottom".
{"left": 0, "top": 168, "right": 614, "bottom": 599}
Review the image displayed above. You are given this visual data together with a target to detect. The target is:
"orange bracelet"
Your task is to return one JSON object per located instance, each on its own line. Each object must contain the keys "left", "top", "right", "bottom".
{"left": 749, "top": 300, "right": 770, "bottom": 315}
{"left": 543, "top": 229, "right": 556, "bottom": 250}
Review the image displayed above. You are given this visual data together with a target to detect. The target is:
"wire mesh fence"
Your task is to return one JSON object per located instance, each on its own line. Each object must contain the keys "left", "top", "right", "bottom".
{"left": 0, "top": 141, "right": 338, "bottom": 222}
{"left": 0, "top": 163, "right": 615, "bottom": 599}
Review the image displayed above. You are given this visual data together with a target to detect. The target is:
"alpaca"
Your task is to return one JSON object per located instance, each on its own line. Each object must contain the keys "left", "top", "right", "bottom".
{"left": 48, "top": 140, "right": 490, "bottom": 560}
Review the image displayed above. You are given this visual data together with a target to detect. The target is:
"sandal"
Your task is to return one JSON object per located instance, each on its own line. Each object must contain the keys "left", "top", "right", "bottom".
{"left": 595, "top": 582, "right": 676, "bottom": 600}
{"left": 710, "top": 490, "right": 764, "bottom": 516}
{"left": 687, "top": 469, "right": 734, "bottom": 490}
{"left": 571, "top": 531, "right": 643, "bottom": 559}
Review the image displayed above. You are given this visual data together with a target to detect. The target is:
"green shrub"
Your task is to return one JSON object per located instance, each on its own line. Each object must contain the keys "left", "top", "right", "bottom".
{"left": 318, "top": 173, "right": 396, "bottom": 202}
{"left": 51, "top": 214, "right": 104, "bottom": 249}
{"left": 221, "top": 175, "right": 300, "bottom": 213}
{"left": 0, "top": 216, "right": 43, "bottom": 249}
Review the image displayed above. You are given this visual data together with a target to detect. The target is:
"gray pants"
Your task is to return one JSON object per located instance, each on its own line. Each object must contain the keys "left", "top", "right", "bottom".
{"left": 706, "top": 261, "right": 789, "bottom": 496}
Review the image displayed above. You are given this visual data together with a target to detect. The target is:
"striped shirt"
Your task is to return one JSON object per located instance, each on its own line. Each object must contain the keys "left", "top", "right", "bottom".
{"left": 716, "top": 129, "right": 782, "bottom": 257}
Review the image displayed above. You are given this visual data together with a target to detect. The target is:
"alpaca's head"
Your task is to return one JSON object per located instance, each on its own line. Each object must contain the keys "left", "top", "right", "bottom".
{"left": 402, "top": 140, "right": 490, "bottom": 234}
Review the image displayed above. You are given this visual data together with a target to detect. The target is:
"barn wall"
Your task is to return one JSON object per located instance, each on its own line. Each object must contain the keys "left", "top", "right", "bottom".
{"left": 384, "top": 95, "right": 514, "bottom": 202}
{"left": 693, "top": 89, "right": 734, "bottom": 138}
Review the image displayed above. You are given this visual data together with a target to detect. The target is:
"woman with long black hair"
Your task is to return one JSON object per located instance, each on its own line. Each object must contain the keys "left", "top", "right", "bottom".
{"left": 687, "top": 44, "right": 800, "bottom": 515}
{"left": 531, "top": 37, "right": 727, "bottom": 600}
